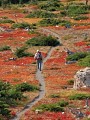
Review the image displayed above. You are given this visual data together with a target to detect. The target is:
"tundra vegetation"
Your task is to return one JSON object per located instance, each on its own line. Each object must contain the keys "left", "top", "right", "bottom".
{"left": 0, "top": 0, "right": 90, "bottom": 119}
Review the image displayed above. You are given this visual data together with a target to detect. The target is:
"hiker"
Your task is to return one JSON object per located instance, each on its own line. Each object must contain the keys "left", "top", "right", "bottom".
{"left": 34, "top": 50, "right": 43, "bottom": 71}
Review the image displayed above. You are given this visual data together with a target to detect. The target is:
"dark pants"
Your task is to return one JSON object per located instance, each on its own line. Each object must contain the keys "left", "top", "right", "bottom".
{"left": 37, "top": 59, "right": 42, "bottom": 71}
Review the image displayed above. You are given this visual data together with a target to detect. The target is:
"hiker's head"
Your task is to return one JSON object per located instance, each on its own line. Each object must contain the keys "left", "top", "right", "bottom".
{"left": 37, "top": 50, "right": 39, "bottom": 52}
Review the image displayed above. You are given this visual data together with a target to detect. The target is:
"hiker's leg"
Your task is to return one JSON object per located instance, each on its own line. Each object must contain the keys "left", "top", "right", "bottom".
{"left": 37, "top": 60, "right": 39, "bottom": 69}
{"left": 39, "top": 61, "right": 42, "bottom": 71}
{"left": 38, "top": 60, "right": 42, "bottom": 71}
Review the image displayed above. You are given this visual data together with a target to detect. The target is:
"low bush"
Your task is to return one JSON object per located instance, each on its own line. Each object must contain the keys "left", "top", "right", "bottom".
{"left": 15, "top": 47, "right": 34, "bottom": 58}
{"left": 16, "top": 82, "right": 39, "bottom": 92}
{"left": 0, "top": 46, "right": 11, "bottom": 51}
{"left": 39, "top": 18, "right": 71, "bottom": 27}
{"left": 26, "top": 10, "right": 57, "bottom": 18}
{"left": 35, "top": 100, "right": 68, "bottom": 112}
{"left": 0, "top": 81, "right": 39, "bottom": 118}
{"left": 0, "top": 101, "right": 10, "bottom": 117}
{"left": 11, "top": 22, "right": 36, "bottom": 29}
{"left": 66, "top": 52, "right": 88, "bottom": 61}
{"left": 0, "top": 81, "right": 24, "bottom": 118}
{"left": 26, "top": 35, "right": 60, "bottom": 46}
{"left": 49, "top": 104, "right": 64, "bottom": 112}
{"left": 66, "top": 52, "right": 90, "bottom": 67}
{"left": 0, "top": 19, "right": 15, "bottom": 24}
{"left": 78, "top": 55, "right": 90, "bottom": 67}
{"left": 0, "top": 81, "right": 11, "bottom": 91}
{"left": 64, "top": 3, "right": 89, "bottom": 17}
{"left": 74, "top": 16, "right": 89, "bottom": 20}
{"left": 38, "top": 0, "right": 63, "bottom": 11}
{"left": 35, "top": 103, "right": 64, "bottom": 112}
{"left": 60, "top": 11, "right": 67, "bottom": 17}
{"left": 57, "top": 100, "right": 69, "bottom": 107}
{"left": 69, "top": 93, "right": 90, "bottom": 100}
{"left": 7, "top": 89, "right": 23, "bottom": 100}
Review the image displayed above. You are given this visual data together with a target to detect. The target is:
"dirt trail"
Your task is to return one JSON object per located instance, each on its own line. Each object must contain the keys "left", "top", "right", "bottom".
{"left": 39, "top": 27, "right": 62, "bottom": 43}
{"left": 11, "top": 28, "right": 61, "bottom": 120}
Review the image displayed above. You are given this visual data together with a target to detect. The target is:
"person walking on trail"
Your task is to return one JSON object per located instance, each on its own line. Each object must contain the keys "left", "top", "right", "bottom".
{"left": 34, "top": 50, "right": 43, "bottom": 71}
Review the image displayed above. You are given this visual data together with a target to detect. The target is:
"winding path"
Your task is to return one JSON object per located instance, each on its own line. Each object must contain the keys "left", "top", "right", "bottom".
{"left": 11, "top": 28, "right": 61, "bottom": 120}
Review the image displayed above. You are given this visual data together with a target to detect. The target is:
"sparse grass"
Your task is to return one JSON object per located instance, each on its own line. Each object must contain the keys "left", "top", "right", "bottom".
{"left": 63, "top": 35, "right": 73, "bottom": 40}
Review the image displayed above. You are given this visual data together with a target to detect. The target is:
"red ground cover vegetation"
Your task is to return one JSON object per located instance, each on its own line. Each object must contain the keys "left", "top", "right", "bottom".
{"left": 73, "top": 25, "right": 90, "bottom": 30}
{"left": 0, "top": 47, "right": 38, "bottom": 85}
{"left": 74, "top": 41, "right": 87, "bottom": 46}
{"left": 0, "top": 3, "right": 90, "bottom": 119}
{"left": 21, "top": 111, "right": 74, "bottom": 120}
{"left": 44, "top": 50, "right": 82, "bottom": 88}
{"left": 0, "top": 29, "right": 37, "bottom": 47}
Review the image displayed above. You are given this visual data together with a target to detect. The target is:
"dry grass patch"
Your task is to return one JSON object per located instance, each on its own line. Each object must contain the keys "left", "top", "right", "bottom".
{"left": 17, "top": 18, "right": 42, "bottom": 24}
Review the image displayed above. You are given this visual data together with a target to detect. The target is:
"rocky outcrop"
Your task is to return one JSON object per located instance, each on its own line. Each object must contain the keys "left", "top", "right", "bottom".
{"left": 73, "top": 67, "right": 90, "bottom": 89}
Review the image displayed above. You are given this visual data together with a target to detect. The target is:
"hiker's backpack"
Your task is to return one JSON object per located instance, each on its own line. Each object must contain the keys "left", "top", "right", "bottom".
{"left": 38, "top": 52, "right": 42, "bottom": 60}
{"left": 37, "top": 52, "right": 42, "bottom": 60}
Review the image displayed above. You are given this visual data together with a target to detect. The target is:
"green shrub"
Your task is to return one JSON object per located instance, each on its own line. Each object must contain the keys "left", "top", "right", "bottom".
{"left": 39, "top": 18, "right": 71, "bottom": 26}
{"left": 60, "top": 11, "right": 67, "bottom": 17}
{"left": 26, "top": 10, "right": 57, "bottom": 18}
{"left": 0, "top": 81, "right": 11, "bottom": 91}
{"left": 0, "top": 19, "right": 15, "bottom": 24}
{"left": 11, "top": 22, "right": 36, "bottom": 29}
{"left": 35, "top": 100, "right": 68, "bottom": 112}
{"left": 26, "top": 35, "right": 60, "bottom": 46}
{"left": 7, "top": 89, "right": 23, "bottom": 100}
{"left": 74, "top": 16, "right": 89, "bottom": 20}
{"left": 0, "top": 46, "right": 11, "bottom": 51}
{"left": 16, "top": 82, "right": 39, "bottom": 92}
{"left": 78, "top": 55, "right": 90, "bottom": 67}
{"left": 69, "top": 93, "right": 90, "bottom": 100}
{"left": 66, "top": 52, "right": 88, "bottom": 61}
{"left": 38, "top": 0, "right": 63, "bottom": 11}
{"left": 49, "top": 104, "right": 64, "bottom": 112}
{"left": 0, "top": 81, "right": 24, "bottom": 118}
{"left": 57, "top": 100, "right": 69, "bottom": 107}
{"left": 15, "top": 47, "right": 34, "bottom": 58}
{"left": 35, "top": 103, "right": 64, "bottom": 112}
{"left": 39, "top": 18, "right": 59, "bottom": 26}
{"left": 0, "top": 101, "right": 10, "bottom": 117}
{"left": 65, "top": 4, "right": 89, "bottom": 17}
